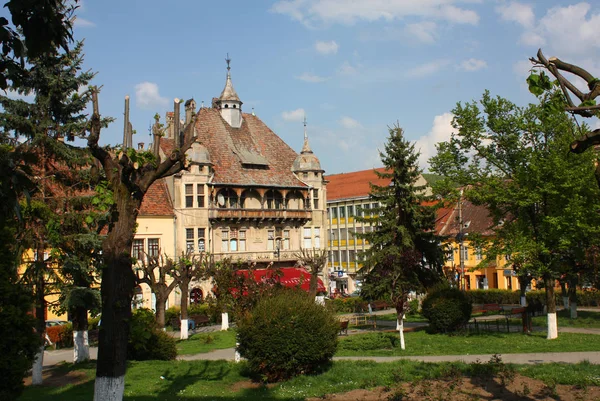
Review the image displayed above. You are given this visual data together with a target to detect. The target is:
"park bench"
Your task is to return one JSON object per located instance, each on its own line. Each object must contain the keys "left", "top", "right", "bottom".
{"left": 348, "top": 314, "right": 377, "bottom": 328}
{"left": 371, "top": 300, "right": 391, "bottom": 311}
{"left": 473, "top": 303, "right": 502, "bottom": 315}
{"left": 339, "top": 320, "right": 349, "bottom": 335}
{"left": 170, "top": 314, "right": 211, "bottom": 330}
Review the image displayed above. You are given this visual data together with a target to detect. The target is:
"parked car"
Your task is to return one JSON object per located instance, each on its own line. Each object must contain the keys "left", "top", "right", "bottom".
{"left": 45, "top": 320, "right": 68, "bottom": 327}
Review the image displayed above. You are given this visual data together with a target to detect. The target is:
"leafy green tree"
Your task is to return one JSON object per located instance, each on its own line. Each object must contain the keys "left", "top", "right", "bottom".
{"left": 356, "top": 125, "right": 445, "bottom": 350}
{"left": 430, "top": 91, "right": 600, "bottom": 339}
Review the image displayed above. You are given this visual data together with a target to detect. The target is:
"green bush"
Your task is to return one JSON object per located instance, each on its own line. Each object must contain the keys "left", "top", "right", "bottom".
{"left": 407, "top": 298, "right": 420, "bottom": 316}
{"left": 88, "top": 316, "right": 101, "bottom": 330}
{"left": 337, "top": 332, "right": 398, "bottom": 351}
{"left": 324, "top": 297, "right": 370, "bottom": 313}
{"left": 422, "top": 286, "right": 472, "bottom": 333}
{"left": 165, "top": 306, "right": 181, "bottom": 328}
{"left": 127, "top": 308, "right": 177, "bottom": 361}
{"left": 237, "top": 289, "right": 339, "bottom": 382}
{"left": 465, "top": 289, "right": 520, "bottom": 305}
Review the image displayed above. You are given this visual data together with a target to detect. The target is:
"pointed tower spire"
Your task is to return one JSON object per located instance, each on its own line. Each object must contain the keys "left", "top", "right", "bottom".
{"left": 301, "top": 114, "right": 312, "bottom": 153}
{"left": 217, "top": 54, "right": 243, "bottom": 128}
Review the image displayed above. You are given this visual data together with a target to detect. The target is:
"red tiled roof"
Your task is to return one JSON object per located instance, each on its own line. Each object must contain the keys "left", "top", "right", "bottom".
{"left": 436, "top": 199, "right": 495, "bottom": 237}
{"left": 326, "top": 168, "right": 390, "bottom": 201}
{"left": 139, "top": 179, "right": 173, "bottom": 216}
{"left": 193, "top": 108, "right": 307, "bottom": 188}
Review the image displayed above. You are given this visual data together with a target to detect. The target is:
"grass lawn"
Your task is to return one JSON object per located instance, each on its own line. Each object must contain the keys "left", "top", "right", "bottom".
{"left": 337, "top": 330, "right": 600, "bottom": 356}
{"left": 376, "top": 313, "right": 428, "bottom": 323}
{"left": 19, "top": 359, "right": 600, "bottom": 400}
{"left": 176, "top": 329, "right": 237, "bottom": 355}
{"left": 530, "top": 309, "right": 600, "bottom": 328}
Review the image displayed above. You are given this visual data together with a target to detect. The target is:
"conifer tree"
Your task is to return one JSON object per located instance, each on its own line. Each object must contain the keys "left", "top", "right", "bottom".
{"left": 356, "top": 125, "right": 444, "bottom": 349}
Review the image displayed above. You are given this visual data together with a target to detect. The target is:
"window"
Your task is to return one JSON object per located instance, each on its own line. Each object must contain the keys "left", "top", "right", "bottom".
{"left": 186, "top": 229, "right": 194, "bottom": 253}
{"left": 505, "top": 254, "right": 511, "bottom": 261}
{"left": 303, "top": 227, "right": 311, "bottom": 249}
{"left": 197, "top": 184, "right": 205, "bottom": 208}
{"left": 147, "top": 238, "right": 159, "bottom": 259}
{"left": 267, "top": 230, "right": 274, "bottom": 250}
{"left": 239, "top": 230, "right": 246, "bottom": 251}
{"left": 313, "top": 189, "right": 319, "bottom": 209}
{"left": 283, "top": 230, "right": 290, "bottom": 250}
{"left": 185, "top": 184, "right": 193, "bottom": 208}
{"left": 331, "top": 207, "right": 338, "bottom": 219}
{"left": 221, "top": 230, "right": 229, "bottom": 252}
{"left": 347, "top": 205, "right": 355, "bottom": 217}
{"left": 349, "top": 250, "right": 356, "bottom": 262}
{"left": 461, "top": 246, "right": 469, "bottom": 261}
{"left": 314, "top": 227, "right": 320, "bottom": 248}
{"left": 361, "top": 203, "right": 370, "bottom": 216}
{"left": 475, "top": 247, "right": 483, "bottom": 261}
{"left": 447, "top": 249, "right": 454, "bottom": 262}
{"left": 339, "top": 206, "right": 346, "bottom": 218}
{"left": 197, "top": 228, "right": 206, "bottom": 252}
{"left": 132, "top": 239, "right": 144, "bottom": 261}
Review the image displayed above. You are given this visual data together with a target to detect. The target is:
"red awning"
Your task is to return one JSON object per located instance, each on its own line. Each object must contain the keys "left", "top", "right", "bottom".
{"left": 238, "top": 267, "right": 326, "bottom": 293}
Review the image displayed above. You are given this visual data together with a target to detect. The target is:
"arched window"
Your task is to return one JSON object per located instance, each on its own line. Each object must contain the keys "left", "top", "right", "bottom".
{"left": 190, "top": 288, "right": 203, "bottom": 304}
{"left": 224, "top": 104, "right": 229, "bottom": 108}
{"left": 232, "top": 104, "right": 237, "bottom": 109}
{"left": 216, "top": 188, "right": 238, "bottom": 208}
{"left": 265, "top": 189, "right": 283, "bottom": 209}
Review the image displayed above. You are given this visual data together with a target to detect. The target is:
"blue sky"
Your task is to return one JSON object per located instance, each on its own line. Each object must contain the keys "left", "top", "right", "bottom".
{"left": 64, "top": 1, "right": 600, "bottom": 174}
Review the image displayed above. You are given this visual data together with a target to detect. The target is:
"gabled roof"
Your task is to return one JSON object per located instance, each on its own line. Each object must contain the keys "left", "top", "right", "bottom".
{"left": 192, "top": 107, "right": 308, "bottom": 188}
{"left": 436, "top": 199, "right": 495, "bottom": 237}
{"left": 139, "top": 179, "right": 174, "bottom": 216}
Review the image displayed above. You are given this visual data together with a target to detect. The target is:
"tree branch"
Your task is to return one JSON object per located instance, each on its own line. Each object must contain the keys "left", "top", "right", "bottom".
{"left": 570, "top": 128, "right": 600, "bottom": 154}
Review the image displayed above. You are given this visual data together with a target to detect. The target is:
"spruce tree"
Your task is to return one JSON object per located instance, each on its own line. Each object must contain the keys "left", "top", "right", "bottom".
{"left": 356, "top": 125, "right": 444, "bottom": 349}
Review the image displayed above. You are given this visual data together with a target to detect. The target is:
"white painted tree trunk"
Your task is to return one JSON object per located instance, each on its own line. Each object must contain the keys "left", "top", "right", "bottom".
{"left": 547, "top": 312, "right": 558, "bottom": 339}
{"left": 73, "top": 330, "right": 90, "bottom": 363}
{"left": 235, "top": 341, "right": 241, "bottom": 363}
{"left": 180, "top": 319, "right": 189, "bottom": 340}
{"left": 94, "top": 375, "right": 125, "bottom": 401}
{"left": 221, "top": 312, "right": 229, "bottom": 331}
{"left": 397, "top": 317, "right": 405, "bottom": 350}
{"left": 562, "top": 296, "right": 569, "bottom": 309}
{"left": 31, "top": 345, "right": 44, "bottom": 385}
{"left": 570, "top": 302, "right": 578, "bottom": 319}
{"left": 520, "top": 296, "right": 527, "bottom": 307}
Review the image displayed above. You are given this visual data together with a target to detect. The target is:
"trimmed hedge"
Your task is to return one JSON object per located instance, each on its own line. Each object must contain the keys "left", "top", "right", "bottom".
{"left": 128, "top": 308, "right": 177, "bottom": 361}
{"left": 46, "top": 323, "right": 73, "bottom": 348}
{"left": 237, "top": 289, "right": 338, "bottom": 382}
{"left": 464, "top": 289, "right": 600, "bottom": 307}
{"left": 422, "top": 286, "right": 472, "bottom": 333}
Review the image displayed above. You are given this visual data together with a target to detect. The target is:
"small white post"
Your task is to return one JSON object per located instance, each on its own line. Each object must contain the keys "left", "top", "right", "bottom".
{"left": 221, "top": 312, "right": 229, "bottom": 331}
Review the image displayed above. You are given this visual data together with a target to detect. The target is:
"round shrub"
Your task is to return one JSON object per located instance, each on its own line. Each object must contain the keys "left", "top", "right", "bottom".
{"left": 128, "top": 308, "right": 177, "bottom": 361}
{"left": 237, "top": 289, "right": 339, "bottom": 382}
{"left": 422, "top": 286, "right": 472, "bottom": 333}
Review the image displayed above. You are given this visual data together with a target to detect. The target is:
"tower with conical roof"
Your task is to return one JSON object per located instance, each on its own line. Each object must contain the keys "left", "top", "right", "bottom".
{"left": 293, "top": 116, "right": 324, "bottom": 179}
{"left": 216, "top": 55, "right": 243, "bottom": 128}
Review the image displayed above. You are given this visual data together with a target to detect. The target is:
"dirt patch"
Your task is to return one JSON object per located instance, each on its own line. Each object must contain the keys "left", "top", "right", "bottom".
{"left": 24, "top": 369, "right": 91, "bottom": 388}
{"left": 230, "top": 380, "right": 276, "bottom": 392}
{"left": 307, "top": 374, "right": 600, "bottom": 401}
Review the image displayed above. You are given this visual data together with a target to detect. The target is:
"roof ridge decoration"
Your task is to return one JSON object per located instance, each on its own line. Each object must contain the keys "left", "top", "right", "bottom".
{"left": 219, "top": 54, "right": 241, "bottom": 103}
{"left": 301, "top": 114, "right": 313, "bottom": 154}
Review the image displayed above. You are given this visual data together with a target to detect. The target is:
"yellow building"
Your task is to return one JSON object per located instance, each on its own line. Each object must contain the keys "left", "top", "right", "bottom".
{"left": 436, "top": 199, "right": 520, "bottom": 291}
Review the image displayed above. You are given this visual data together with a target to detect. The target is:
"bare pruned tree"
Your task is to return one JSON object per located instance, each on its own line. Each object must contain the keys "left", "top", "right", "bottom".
{"left": 294, "top": 247, "right": 328, "bottom": 298}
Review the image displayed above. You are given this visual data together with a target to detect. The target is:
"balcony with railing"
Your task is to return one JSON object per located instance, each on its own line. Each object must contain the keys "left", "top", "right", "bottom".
{"left": 209, "top": 207, "right": 312, "bottom": 222}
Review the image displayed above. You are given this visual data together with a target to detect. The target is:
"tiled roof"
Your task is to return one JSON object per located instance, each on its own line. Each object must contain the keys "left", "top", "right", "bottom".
{"left": 436, "top": 199, "right": 496, "bottom": 237}
{"left": 193, "top": 107, "right": 308, "bottom": 188}
{"left": 326, "top": 168, "right": 391, "bottom": 201}
{"left": 139, "top": 179, "right": 173, "bottom": 216}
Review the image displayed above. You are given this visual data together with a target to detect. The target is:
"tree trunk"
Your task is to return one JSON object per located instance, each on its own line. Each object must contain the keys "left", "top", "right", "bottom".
{"left": 518, "top": 275, "right": 529, "bottom": 306}
{"left": 221, "top": 312, "right": 229, "bottom": 331}
{"left": 180, "top": 280, "right": 189, "bottom": 340}
{"left": 154, "top": 290, "right": 166, "bottom": 329}
{"left": 544, "top": 275, "right": 558, "bottom": 340}
{"left": 308, "top": 269, "right": 318, "bottom": 298}
{"left": 73, "top": 305, "right": 89, "bottom": 363}
{"left": 568, "top": 276, "right": 578, "bottom": 319}
{"left": 93, "top": 195, "right": 139, "bottom": 401}
{"left": 395, "top": 297, "right": 407, "bottom": 350}
{"left": 560, "top": 281, "right": 569, "bottom": 309}
{"left": 32, "top": 247, "right": 46, "bottom": 386}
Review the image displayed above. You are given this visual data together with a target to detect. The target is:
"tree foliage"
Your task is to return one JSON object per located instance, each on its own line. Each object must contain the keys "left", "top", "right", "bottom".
{"left": 356, "top": 125, "right": 445, "bottom": 320}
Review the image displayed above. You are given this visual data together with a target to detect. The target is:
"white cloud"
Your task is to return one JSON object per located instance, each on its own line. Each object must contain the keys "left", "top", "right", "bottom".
{"left": 496, "top": 2, "right": 535, "bottom": 28}
{"left": 404, "top": 21, "right": 438, "bottom": 44}
{"left": 406, "top": 59, "right": 450, "bottom": 78}
{"left": 74, "top": 17, "right": 96, "bottom": 28}
{"left": 281, "top": 108, "right": 306, "bottom": 122}
{"left": 415, "top": 112, "right": 455, "bottom": 171}
{"left": 315, "top": 40, "right": 339, "bottom": 54}
{"left": 134, "top": 82, "right": 169, "bottom": 110}
{"left": 339, "top": 116, "right": 362, "bottom": 129}
{"left": 513, "top": 59, "right": 534, "bottom": 79}
{"left": 519, "top": 31, "right": 545, "bottom": 47}
{"left": 4, "top": 89, "right": 33, "bottom": 102}
{"left": 338, "top": 61, "right": 358, "bottom": 76}
{"left": 459, "top": 58, "right": 487, "bottom": 71}
{"left": 295, "top": 72, "right": 328, "bottom": 83}
{"left": 271, "top": 0, "right": 479, "bottom": 26}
